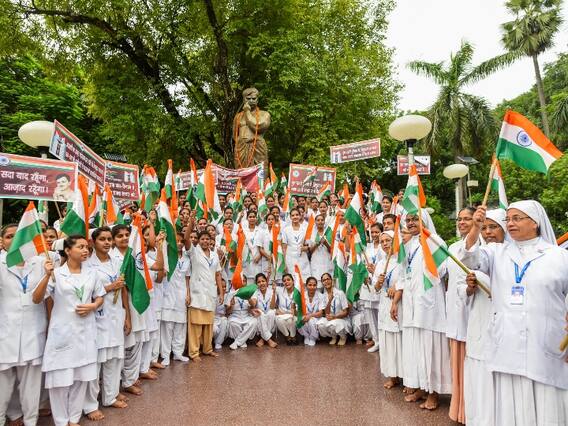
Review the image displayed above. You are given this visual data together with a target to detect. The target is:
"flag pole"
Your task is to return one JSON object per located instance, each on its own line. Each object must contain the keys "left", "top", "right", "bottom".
{"left": 53, "top": 201, "right": 63, "bottom": 221}
{"left": 482, "top": 156, "right": 498, "bottom": 207}
{"left": 444, "top": 250, "right": 491, "bottom": 297}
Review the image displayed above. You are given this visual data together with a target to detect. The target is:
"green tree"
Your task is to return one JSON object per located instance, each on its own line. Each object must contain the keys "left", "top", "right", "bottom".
{"left": 501, "top": 0, "right": 563, "bottom": 136}
{"left": 408, "top": 41, "right": 514, "bottom": 159}
{"left": 2, "top": 0, "right": 398, "bottom": 173}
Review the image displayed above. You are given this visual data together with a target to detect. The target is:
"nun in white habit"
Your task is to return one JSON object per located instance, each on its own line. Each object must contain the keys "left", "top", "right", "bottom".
{"left": 459, "top": 208, "right": 507, "bottom": 426}
{"left": 399, "top": 209, "right": 451, "bottom": 410}
{"left": 461, "top": 200, "right": 568, "bottom": 426}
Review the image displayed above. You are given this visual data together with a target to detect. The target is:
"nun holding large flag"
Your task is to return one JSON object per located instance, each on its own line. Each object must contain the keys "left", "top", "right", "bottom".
{"left": 461, "top": 200, "right": 568, "bottom": 426}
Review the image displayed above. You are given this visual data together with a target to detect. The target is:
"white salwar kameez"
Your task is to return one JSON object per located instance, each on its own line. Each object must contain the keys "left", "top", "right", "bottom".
{"left": 0, "top": 254, "right": 47, "bottom": 426}
{"left": 298, "top": 292, "right": 324, "bottom": 344}
{"left": 461, "top": 237, "right": 568, "bottom": 426}
{"left": 375, "top": 258, "right": 403, "bottom": 379}
{"left": 275, "top": 287, "right": 297, "bottom": 337}
{"left": 309, "top": 232, "right": 333, "bottom": 288}
{"left": 228, "top": 297, "right": 257, "bottom": 347}
{"left": 282, "top": 224, "right": 311, "bottom": 277}
{"left": 252, "top": 288, "right": 276, "bottom": 340}
{"left": 317, "top": 288, "right": 349, "bottom": 338}
{"left": 213, "top": 298, "right": 228, "bottom": 349}
{"left": 42, "top": 264, "right": 105, "bottom": 426}
{"left": 83, "top": 253, "right": 125, "bottom": 412}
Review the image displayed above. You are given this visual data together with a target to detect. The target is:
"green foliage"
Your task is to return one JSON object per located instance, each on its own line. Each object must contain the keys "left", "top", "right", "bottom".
{"left": 0, "top": 0, "right": 398, "bottom": 176}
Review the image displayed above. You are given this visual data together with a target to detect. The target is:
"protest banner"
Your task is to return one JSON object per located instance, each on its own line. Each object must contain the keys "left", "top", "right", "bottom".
{"left": 49, "top": 120, "right": 106, "bottom": 187}
{"left": 397, "top": 155, "right": 431, "bottom": 175}
{"left": 288, "top": 164, "right": 336, "bottom": 197}
{"left": 330, "top": 138, "right": 380, "bottom": 164}
{"left": 0, "top": 152, "right": 78, "bottom": 201}
{"left": 104, "top": 161, "right": 140, "bottom": 201}
{"left": 177, "top": 163, "right": 262, "bottom": 194}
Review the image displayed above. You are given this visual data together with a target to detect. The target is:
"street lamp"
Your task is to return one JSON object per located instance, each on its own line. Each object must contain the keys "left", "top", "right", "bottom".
{"left": 443, "top": 164, "right": 469, "bottom": 236}
{"left": 388, "top": 114, "right": 432, "bottom": 166}
{"left": 18, "top": 120, "right": 55, "bottom": 158}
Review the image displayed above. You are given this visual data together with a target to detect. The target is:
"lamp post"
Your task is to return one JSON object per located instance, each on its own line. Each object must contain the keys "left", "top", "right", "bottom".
{"left": 18, "top": 120, "right": 55, "bottom": 158}
{"left": 388, "top": 114, "right": 432, "bottom": 167}
{"left": 443, "top": 164, "right": 469, "bottom": 236}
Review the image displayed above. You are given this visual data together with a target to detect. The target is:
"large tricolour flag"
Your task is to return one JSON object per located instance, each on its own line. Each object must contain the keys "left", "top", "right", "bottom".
{"left": 6, "top": 202, "right": 48, "bottom": 267}
{"left": 120, "top": 215, "right": 152, "bottom": 314}
{"left": 345, "top": 229, "right": 369, "bottom": 303}
{"left": 496, "top": 110, "right": 563, "bottom": 174}
{"left": 392, "top": 214, "right": 406, "bottom": 264}
{"left": 332, "top": 240, "right": 348, "bottom": 292}
{"left": 61, "top": 175, "right": 89, "bottom": 237}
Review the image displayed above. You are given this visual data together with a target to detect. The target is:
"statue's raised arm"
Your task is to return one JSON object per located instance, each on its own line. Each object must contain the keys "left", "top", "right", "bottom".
{"left": 233, "top": 87, "right": 271, "bottom": 169}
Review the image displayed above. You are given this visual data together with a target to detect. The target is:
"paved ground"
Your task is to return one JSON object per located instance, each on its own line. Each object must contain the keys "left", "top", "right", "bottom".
{"left": 39, "top": 343, "right": 455, "bottom": 426}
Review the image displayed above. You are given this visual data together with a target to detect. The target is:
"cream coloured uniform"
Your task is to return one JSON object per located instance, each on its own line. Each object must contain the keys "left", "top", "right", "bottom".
{"left": 42, "top": 263, "right": 105, "bottom": 426}
{"left": 83, "top": 253, "right": 125, "bottom": 413}
{"left": 461, "top": 238, "right": 568, "bottom": 425}
{"left": 308, "top": 231, "right": 333, "bottom": 288}
{"left": 275, "top": 287, "right": 296, "bottom": 337}
{"left": 243, "top": 226, "right": 262, "bottom": 283}
{"left": 0, "top": 254, "right": 47, "bottom": 426}
{"left": 362, "top": 242, "right": 383, "bottom": 342}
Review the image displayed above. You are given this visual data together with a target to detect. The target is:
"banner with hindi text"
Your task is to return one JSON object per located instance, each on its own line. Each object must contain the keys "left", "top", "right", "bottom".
{"left": 0, "top": 152, "right": 78, "bottom": 201}
{"left": 288, "top": 164, "right": 336, "bottom": 197}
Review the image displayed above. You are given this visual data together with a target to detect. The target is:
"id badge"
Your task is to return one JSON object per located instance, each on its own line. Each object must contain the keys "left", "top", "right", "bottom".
{"left": 20, "top": 292, "right": 32, "bottom": 306}
{"left": 406, "top": 266, "right": 412, "bottom": 275}
{"left": 510, "top": 285, "right": 524, "bottom": 305}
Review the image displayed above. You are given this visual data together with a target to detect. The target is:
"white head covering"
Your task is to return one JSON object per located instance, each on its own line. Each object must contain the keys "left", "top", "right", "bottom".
{"left": 381, "top": 230, "right": 394, "bottom": 239}
{"left": 401, "top": 209, "right": 437, "bottom": 234}
{"left": 508, "top": 200, "right": 557, "bottom": 245}
{"left": 486, "top": 209, "right": 506, "bottom": 233}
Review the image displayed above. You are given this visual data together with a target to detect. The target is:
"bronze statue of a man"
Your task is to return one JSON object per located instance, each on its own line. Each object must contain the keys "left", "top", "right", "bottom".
{"left": 233, "top": 87, "right": 271, "bottom": 169}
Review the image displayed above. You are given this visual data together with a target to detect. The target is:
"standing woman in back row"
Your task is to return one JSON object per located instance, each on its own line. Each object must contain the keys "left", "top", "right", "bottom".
{"left": 33, "top": 235, "right": 105, "bottom": 426}
{"left": 282, "top": 209, "right": 311, "bottom": 277}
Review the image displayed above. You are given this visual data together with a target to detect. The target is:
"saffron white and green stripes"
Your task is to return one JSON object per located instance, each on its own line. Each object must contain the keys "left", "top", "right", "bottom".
{"left": 6, "top": 202, "right": 47, "bottom": 267}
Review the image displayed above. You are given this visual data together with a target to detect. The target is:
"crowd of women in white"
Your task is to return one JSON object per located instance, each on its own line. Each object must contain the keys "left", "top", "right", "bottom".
{"left": 0, "top": 188, "right": 567, "bottom": 426}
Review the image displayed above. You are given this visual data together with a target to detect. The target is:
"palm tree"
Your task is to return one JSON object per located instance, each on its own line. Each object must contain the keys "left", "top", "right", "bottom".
{"left": 501, "top": 0, "right": 563, "bottom": 136}
{"left": 408, "top": 41, "right": 515, "bottom": 158}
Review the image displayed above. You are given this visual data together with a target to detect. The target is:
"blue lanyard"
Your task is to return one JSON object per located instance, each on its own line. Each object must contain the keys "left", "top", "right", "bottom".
{"left": 102, "top": 272, "right": 118, "bottom": 284}
{"left": 308, "top": 301, "right": 316, "bottom": 313}
{"left": 237, "top": 298, "right": 245, "bottom": 310}
{"left": 259, "top": 293, "right": 269, "bottom": 311}
{"left": 408, "top": 247, "right": 419, "bottom": 266}
{"left": 9, "top": 270, "right": 30, "bottom": 294}
{"left": 514, "top": 261, "right": 532, "bottom": 284}
{"left": 332, "top": 298, "right": 336, "bottom": 314}
{"left": 285, "top": 295, "right": 292, "bottom": 310}
{"left": 385, "top": 269, "right": 394, "bottom": 289}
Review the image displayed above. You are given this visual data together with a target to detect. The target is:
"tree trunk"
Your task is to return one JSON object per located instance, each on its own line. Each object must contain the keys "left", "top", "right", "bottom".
{"left": 532, "top": 54, "right": 550, "bottom": 136}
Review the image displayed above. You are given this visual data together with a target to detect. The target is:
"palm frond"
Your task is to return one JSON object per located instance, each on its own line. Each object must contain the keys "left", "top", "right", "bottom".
{"left": 407, "top": 61, "right": 447, "bottom": 85}
{"left": 463, "top": 51, "right": 521, "bottom": 85}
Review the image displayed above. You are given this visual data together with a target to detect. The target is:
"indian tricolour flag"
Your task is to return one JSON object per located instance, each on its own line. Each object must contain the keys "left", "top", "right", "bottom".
{"left": 120, "top": 215, "right": 151, "bottom": 314}
{"left": 302, "top": 166, "right": 318, "bottom": 186}
{"left": 6, "top": 202, "right": 48, "bottom": 267}
{"left": 496, "top": 109, "right": 563, "bottom": 174}
{"left": 344, "top": 182, "right": 367, "bottom": 246}
{"left": 269, "top": 224, "right": 286, "bottom": 279}
{"left": 141, "top": 165, "right": 160, "bottom": 211}
{"left": 164, "top": 159, "right": 174, "bottom": 199}
{"left": 264, "top": 163, "right": 278, "bottom": 197}
{"left": 368, "top": 180, "right": 383, "bottom": 214}
{"left": 38, "top": 200, "right": 49, "bottom": 224}
{"left": 345, "top": 229, "right": 369, "bottom": 303}
{"left": 157, "top": 189, "right": 177, "bottom": 279}
{"left": 278, "top": 172, "right": 288, "bottom": 194}
{"left": 257, "top": 191, "right": 268, "bottom": 219}
{"left": 332, "top": 241, "right": 348, "bottom": 292}
{"left": 196, "top": 159, "right": 222, "bottom": 222}
{"left": 401, "top": 164, "right": 426, "bottom": 215}
{"left": 317, "top": 182, "right": 332, "bottom": 202}
{"left": 303, "top": 214, "right": 315, "bottom": 242}
{"left": 420, "top": 227, "right": 449, "bottom": 291}
{"left": 281, "top": 187, "right": 292, "bottom": 220}
{"left": 292, "top": 265, "right": 307, "bottom": 328}
{"left": 60, "top": 175, "right": 89, "bottom": 237}
{"left": 88, "top": 184, "right": 102, "bottom": 226}
{"left": 491, "top": 157, "right": 508, "bottom": 209}
{"left": 103, "top": 184, "right": 123, "bottom": 226}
